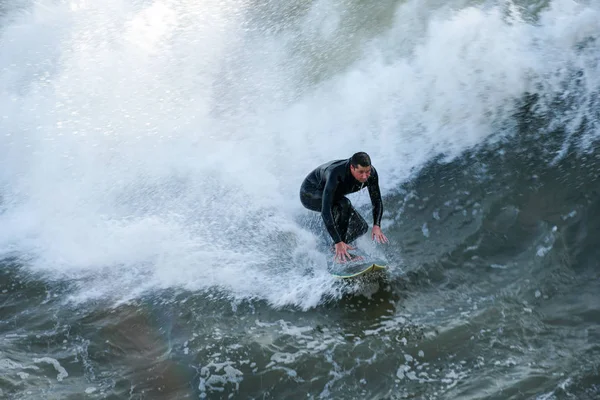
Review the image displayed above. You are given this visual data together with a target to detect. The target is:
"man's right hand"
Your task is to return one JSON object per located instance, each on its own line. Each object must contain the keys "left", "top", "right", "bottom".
{"left": 334, "top": 242, "right": 355, "bottom": 263}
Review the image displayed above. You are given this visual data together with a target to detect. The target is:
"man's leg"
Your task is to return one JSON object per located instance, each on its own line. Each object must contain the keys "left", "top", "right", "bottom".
{"left": 299, "top": 182, "right": 330, "bottom": 245}
{"left": 332, "top": 197, "right": 368, "bottom": 244}
{"left": 345, "top": 206, "right": 368, "bottom": 244}
{"left": 299, "top": 180, "right": 322, "bottom": 212}
{"left": 331, "top": 197, "right": 367, "bottom": 244}
{"left": 302, "top": 188, "right": 367, "bottom": 246}
{"left": 331, "top": 197, "right": 351, "bottom": 243}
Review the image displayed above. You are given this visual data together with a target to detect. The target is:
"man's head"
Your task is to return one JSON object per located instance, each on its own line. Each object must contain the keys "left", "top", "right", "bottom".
{"left": 350, "top": 152, "right": 372, "bottom": 183}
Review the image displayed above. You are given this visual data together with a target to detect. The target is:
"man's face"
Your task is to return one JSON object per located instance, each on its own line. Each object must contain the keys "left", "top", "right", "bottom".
{"left": 351, "top": 164, "right": 371, "bottom": 183}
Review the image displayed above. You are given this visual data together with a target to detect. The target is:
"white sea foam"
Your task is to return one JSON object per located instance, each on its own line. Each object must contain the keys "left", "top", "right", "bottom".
{"left": 33, "top": 357, "right": 69, "bottom": 381}
{"left": 0, "top": 0, "right": 598, "bottom": 308}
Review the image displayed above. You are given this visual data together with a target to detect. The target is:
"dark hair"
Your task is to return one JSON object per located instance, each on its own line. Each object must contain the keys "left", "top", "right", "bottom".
{"left": 350, "top": 152, "right": 371, "bottom": 168}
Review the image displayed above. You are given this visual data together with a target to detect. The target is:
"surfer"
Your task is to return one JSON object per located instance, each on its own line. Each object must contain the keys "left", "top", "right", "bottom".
{"left": 300, "top": 152, "right": 388, "bottom": 262}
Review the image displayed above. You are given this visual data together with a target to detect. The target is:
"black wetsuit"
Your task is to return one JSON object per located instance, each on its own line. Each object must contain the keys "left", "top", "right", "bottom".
{"left": 299, "top": 158, "right": 383, "bottom": 244}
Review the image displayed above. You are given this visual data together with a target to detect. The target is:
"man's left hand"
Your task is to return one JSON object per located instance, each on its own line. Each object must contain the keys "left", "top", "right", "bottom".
{"left": 372, "top": 225, "right": 388, "bottom": 244}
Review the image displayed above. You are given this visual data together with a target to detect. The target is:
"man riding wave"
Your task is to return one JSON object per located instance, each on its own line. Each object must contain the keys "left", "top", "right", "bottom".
{"left": 300, "top": 152, "right": 388, "bottom": 262}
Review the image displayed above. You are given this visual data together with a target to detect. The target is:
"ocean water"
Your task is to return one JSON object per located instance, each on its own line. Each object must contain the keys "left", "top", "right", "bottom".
{"left": 0, "top": 0, "right": 599, "bottom": 398}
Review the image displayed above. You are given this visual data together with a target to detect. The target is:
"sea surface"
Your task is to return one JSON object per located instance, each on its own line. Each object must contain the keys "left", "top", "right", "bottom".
{"left": 1, "top": 0, "right": 599, "bottom": 399}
